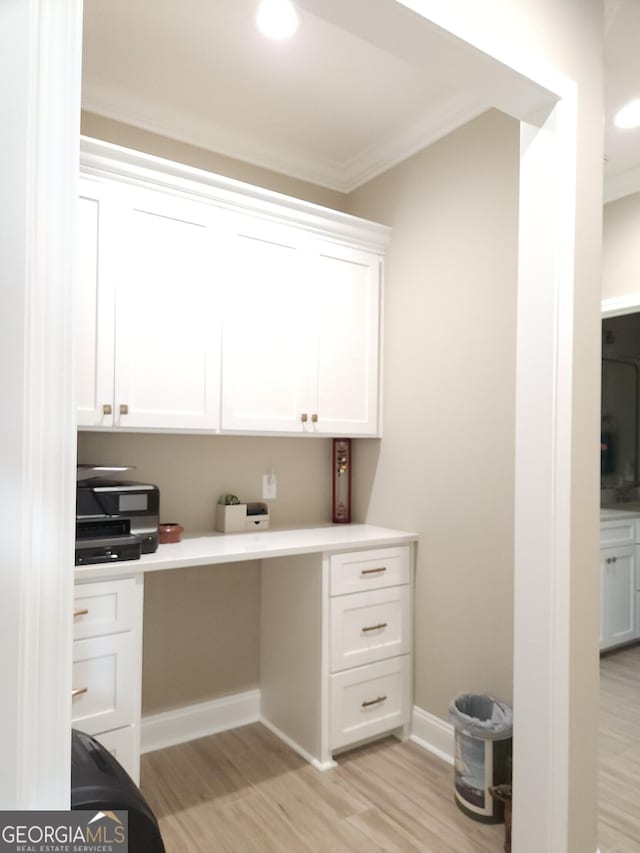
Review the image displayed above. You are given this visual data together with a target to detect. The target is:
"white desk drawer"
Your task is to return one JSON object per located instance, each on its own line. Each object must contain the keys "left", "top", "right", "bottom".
{"left": 93, "top": 726, "right": 139, "bottom": 785}
{"left": 73, "top": 577, "right": 139, "bottom": 640}
{"left": 330, "top": 546, "right": 410, "bottom": 596}
{"left": 330, "top": 586, "right": 410, "bottom": 672}
{"left": 330, "top": 655, "right": 410, "bottom": 750}
{"left": 71, "top": 634, "right": 137, "bottom": 735}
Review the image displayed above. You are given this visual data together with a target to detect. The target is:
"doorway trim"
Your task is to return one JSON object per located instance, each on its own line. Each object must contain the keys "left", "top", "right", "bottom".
{"left": 6, "top": 3, "right": 600, "bottom": 849}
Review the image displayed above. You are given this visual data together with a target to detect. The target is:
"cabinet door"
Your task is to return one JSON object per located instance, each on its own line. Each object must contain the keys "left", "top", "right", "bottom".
{"left": 310, "top": 243, "right": 381, "bottom": 436}
{"left": 114, "top": 188, "right": 220, "bottom": 430}
{"left": 76, "top": 180, "right": 117, "bottom": 427}
{"left": 601, "top": 546, "right": 636, "bottom": 649}
{"left": 220, "top": 218, "right": 310, "bottom": 433}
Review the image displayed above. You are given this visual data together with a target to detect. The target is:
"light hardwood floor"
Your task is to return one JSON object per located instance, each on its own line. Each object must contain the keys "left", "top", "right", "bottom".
{"left": 141, "top": 727, "right": 505, "bottom": 852}
{"left": 140, "top": 649, "right": 640, "bottom": 853}
{"left": 599, "top": 644, "right": 640, "bottom": 853}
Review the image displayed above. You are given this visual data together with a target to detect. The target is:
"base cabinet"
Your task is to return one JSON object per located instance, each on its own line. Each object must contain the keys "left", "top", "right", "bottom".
{"left": 600, "top": 516, "right": 640, "bottom": 652}
{"left": 600, "top": 545, "right": 637, "bottom": 650}
{"left": 260, "top": 544, "right": 413, "bottom": 768}
{"left": 72, "top": 576, "right": 143, "bottom": 784}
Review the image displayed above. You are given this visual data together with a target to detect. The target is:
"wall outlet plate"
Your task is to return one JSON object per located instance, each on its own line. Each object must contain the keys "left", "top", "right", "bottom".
{"left": 263, "top": 473, "right": 277, "bottom": 500}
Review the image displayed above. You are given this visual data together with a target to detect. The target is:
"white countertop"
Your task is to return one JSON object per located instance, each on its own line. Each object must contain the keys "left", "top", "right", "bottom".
{"left": 74, "top": 523, "right": 418, "bottom": 581}
{"left": 601, "top": 503, "right": 640, "bottom": 521}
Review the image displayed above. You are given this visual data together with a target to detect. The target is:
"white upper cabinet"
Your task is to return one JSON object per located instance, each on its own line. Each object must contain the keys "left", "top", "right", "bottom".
{"left": 312, "top": 243, "right": 380, "bottom": 436}
{"left": 77, "top": 138, "right": 388, "bottom": 436}
{"left": 114, "top": 188, "right": 220, "bottom": 430}
{"left": 220, "top": 218, "right": 310, "bottom": 433}
{"left": 76, "top": 181, "right": 117, "bottom": 427}
{"left": 76, "top": 180, "right": 220, "bottom": 431}
{"left": 221, "top": 226, "right": 381, "bottom": 436}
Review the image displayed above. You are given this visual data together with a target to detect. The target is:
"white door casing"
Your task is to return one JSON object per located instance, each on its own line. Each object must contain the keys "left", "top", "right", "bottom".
{"left": 0, "top": 0, "right": 82, "bottom": 809}
{"left": 8, "top": 0, "right": 599, "bottom": 843}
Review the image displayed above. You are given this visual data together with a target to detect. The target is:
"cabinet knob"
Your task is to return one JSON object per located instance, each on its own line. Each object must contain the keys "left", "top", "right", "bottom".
{"left": 102, "top": 403, "right": 112, "bottom": 416}
{"left": 71, "top": 687, "right": 88, "bottom": 698}
{"left": 311, "top": 413, "right": 318, "bottom": 423}
{"left": 119, "top": 404, "right": 129, "bottom": 416}
{"left": 612, "top": 556, "right": 617, "bottom": 563}
{"left": 73, "top": 608, "right": 88, "bottom": 618}
{"left": 301, "top": 413, "right": 308, "bottom": 423}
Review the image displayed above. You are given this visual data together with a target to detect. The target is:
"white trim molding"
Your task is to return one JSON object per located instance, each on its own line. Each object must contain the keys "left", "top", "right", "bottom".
{"left": 82, "top": 83, "right": 485, "bottom": 195}
{"left": 0, "top": 0, "right": 82, "bottom": 810}
{"left": 410, "top": 706, "right": 454, "bottom": 766}
{"left": 140, "top": 689, "right": 261, "bottom": 754}
{"left": 260, "top": 717, "right": 337, "bottom": 773}
{"left": 80, "top": 137, "right": 391, "bottom": 253}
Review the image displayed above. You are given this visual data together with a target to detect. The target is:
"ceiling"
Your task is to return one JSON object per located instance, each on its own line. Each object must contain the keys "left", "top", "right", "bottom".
{"left": 82, "top": 0, "right": 640, "bottom": 199}
{"left": 81, "top": 0, "right": 487, "bottom": 193}
{"left": 604, "top": 0, "right": 640, "bottom": 202}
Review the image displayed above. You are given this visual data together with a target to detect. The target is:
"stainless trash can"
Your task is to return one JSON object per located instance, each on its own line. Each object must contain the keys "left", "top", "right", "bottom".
{"left": 449, "top": 693, "right": 513, "bottom": 823}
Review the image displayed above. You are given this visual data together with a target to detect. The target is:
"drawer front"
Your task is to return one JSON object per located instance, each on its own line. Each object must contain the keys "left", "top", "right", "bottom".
{"left": 600, "top": 520, "right": 637, "bottom": 549}
{"left": 92, "top": 726, "right": 139, "bottom": 785}
{"left": 71, "top": 634, "right": 136, "bottom": 735}
{"left": 330, "top": 546, "right": 410, "bottom": 596}
{"left": 330, "top": 655, "right": 411, "bottom": 751}
{"left": 330, "top": 586, "right": 411, "bottom": 672}
{"left": 73, "top": 577, "right": 139, "bottom": 640}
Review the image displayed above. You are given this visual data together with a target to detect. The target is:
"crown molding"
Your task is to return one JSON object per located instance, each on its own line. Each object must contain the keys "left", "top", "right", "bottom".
{"left": 342, "top": 95, "right": 487, "bottom": 191}
{"left": 82, "top": 82, "right": 348, "bottom": 193}
{"left": 604, "top": 164, "right": 640, "bottom": 204}
{"left": 82, "top": 79, "right": 485, "bottom": 194}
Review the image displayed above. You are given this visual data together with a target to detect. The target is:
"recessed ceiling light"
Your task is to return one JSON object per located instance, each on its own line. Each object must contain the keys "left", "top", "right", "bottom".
{"left": 256, "top": 0, "right": 299, "bottom": 40}
{"left": 614, "top": 99, "right": 640, "bottom": 129}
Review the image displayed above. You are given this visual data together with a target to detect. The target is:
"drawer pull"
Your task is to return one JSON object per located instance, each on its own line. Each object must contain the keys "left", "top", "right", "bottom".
{"left": 362, "top": 622, "right": 388, "bottom": 633}
{"left": 362, "top": 695, "right": 387, "bottom": 709}
{"left": 71, "top": 687, "right": 88, "bottom": 698}
{"left": 361, "top": 567, "right": 386, "bottom": 576}
{"left": 73, "top": 608, "right": 89, "bottom": 618}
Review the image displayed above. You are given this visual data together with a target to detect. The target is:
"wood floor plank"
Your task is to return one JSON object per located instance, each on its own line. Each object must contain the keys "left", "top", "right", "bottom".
{"left": 141, "top": 726, "right": 505, "bottom": 852}
{"left": 141, "top": 638, "right": 640, "bottom": 853}
{"left": 598, "top": 644, "right": 640, "bottom": 853}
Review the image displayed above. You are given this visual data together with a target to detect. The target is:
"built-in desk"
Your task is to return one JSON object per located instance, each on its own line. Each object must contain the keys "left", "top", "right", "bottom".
{"left": 72, "top": 525, "right": 418, "bottom": 781}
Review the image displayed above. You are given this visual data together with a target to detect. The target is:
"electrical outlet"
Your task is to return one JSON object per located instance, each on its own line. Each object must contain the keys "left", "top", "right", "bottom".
{"left": 262, "top": 472, "right": 277, "bottom": 500}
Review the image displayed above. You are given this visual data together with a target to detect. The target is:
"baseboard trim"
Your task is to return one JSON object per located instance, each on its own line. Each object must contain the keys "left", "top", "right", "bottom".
{"left": 260, "top": 716, "right": 337, "bottom": 771}
{"left": 141, "top": 689, "right": 261, "bottom": 754}
{"left": 410, "top": 705, "right": 455, "bottom": 765}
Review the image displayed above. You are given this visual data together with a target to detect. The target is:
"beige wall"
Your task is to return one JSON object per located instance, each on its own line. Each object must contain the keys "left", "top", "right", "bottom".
{"left": 348, "top": 109, "right": 519, "bottom": 715}
{"left": 603, "top": 192, "right": 640, "bottom": 301}
{"left": 77, "top": 432, "right": 333, "bottom": 714}
{"left": 81, "top": 111, "right": 346, "bottom": 211}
